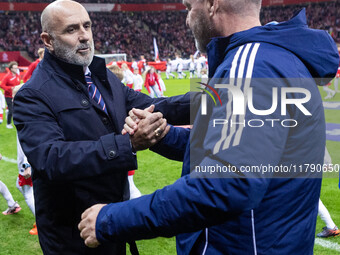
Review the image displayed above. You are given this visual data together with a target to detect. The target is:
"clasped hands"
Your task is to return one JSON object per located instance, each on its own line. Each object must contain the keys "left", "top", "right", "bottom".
{"left": 122, "top": 104, "right": 170, "bottom": 151}
{"left": 78, "top": 105, "right": 169, "bottom": 248}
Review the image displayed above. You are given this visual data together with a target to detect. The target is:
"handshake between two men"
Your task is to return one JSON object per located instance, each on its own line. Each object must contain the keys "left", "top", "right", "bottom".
{"left": 78, "top": 104, "right": 169, "bottom": 248}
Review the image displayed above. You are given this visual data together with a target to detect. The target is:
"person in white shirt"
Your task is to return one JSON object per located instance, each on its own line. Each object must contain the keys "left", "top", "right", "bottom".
{"left": 165, "top": 58, "right": 175, "bottom": 80}
{"left": 133, "top": 69, "right": 143, "bottom": 92}
{"left": 201, "top": 68, "right": 208, "bottom": 79}
{"left": 16, "top": 136, "right": 37, "bottom": 234}
{"left": 189, "top": 55, "right": 196, "bottom": 78}
{"left": 198, "top": 54, "right": 208, "bottom": 70}
{"left": 131, "top": 58, "right": 138, "bottom": 71}
{"left": 0, "top": 153, "right": 21, "bottom": 216}
{"left": 175, "top": 53, "right": 187, "bottom": 79}
{"left": 196, "top": 53, "right": 208, "bottom": 78}
{"left": 157, "top": 70, "right": 166, "bottom": 96}
{"left": 323, "top": 82, "right": 335, "bottom": 99}
{"left": 196, "top": 55, "right": 202, "bottom": 78}
{"left": 121, "top": 63, "right": 134, "bottom": 89}
{"left": 12, "top": 83, "right": 37, "bottom": 235}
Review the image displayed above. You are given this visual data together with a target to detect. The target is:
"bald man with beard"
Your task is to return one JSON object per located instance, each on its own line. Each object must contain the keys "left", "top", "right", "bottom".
{"left": 13, "top": 1, "right": 189, "bottom": 254}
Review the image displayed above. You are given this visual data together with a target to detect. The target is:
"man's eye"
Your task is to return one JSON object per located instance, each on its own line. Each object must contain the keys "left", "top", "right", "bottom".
{"left": 67, "top": 28, "right": 75, "bottom": 33}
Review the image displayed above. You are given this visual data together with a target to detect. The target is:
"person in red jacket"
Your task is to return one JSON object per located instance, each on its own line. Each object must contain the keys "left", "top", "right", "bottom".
{"left": 144, "top": 66, "right": 163, "bottom": 98}
{"left": 0, "top": 61, "right": 21, "bottom": 129}
{"left": 137, "top": 55, "right": 146, "bottom": 74}
{"left": 22, "top": 48, "right": 45, "bottom": 83}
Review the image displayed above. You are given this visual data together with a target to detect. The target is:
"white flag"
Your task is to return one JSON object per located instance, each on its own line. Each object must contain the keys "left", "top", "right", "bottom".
{"left": 153, "top": 37, "right": 159, "bottom": 61}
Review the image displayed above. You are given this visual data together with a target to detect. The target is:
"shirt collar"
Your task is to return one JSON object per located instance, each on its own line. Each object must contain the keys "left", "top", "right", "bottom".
{"left": 85, "top": 67, "right": 91, "bottom": 76}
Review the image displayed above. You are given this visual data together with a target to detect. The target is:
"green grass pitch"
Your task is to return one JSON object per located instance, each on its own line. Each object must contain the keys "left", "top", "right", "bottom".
{"left": 0, "top": 73, "right": 339, "bottom": 254}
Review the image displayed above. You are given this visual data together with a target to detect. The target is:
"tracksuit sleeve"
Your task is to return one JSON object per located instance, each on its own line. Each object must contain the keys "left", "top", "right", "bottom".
{"left": 123, "top": 83, "right": 192, "bottom": 125}
{"left": 95, "top": 174, "right": 270, "bottom": 243}
{"left": 150, "top": 125, "right": 190, "bottom": 161}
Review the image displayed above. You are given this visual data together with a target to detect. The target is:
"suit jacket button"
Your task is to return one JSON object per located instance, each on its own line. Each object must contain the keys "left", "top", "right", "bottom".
{"left": 109, "top": 150, "right": 116, "bottom": 158}
{"left": 81, "top": 99, "right": 89, "bottom": 106}
{"left": 102, "top": 117, "right": 109, "bottom": 125}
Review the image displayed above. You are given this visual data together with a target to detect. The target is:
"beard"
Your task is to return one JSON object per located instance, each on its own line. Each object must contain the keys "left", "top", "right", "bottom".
{"left": 52, "top": 38, "right": 94, "bottom": 67}
{"left": 191, "top": 10, "right": 215, "bottom": 53}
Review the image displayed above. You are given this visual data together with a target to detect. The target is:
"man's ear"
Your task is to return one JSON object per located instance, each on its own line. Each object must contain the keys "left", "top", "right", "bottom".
{"left": 207, "top": 0, "right": 219, "bottom": 17}
{"left": 41, "top": 32, "right": 54, "bottom": 52}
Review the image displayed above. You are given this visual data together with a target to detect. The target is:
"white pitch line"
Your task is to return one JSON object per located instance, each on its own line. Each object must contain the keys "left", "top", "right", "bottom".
{"left": 315, "top": 238, "right": 340, "bottom": 252}
{"left": 1, "top": 156, "right": 17, "bottom": 164}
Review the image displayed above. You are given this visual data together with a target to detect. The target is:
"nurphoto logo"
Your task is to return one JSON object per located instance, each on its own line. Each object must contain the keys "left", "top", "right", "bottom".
{"left": 198, "top": 81, "right": 312, "bottom": 128}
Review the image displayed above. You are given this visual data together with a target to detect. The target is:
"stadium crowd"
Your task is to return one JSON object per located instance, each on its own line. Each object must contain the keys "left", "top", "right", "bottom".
{"left": 0, "top": 1, "right": 338, "bottom": 61}
{"left": 5, "top": 0, "right": 183, "bottom": 3}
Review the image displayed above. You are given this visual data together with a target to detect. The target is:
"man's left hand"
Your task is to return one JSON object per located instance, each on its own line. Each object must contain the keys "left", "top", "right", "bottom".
{"left": 78, "top": 204, "right": 106, "bottom": 248}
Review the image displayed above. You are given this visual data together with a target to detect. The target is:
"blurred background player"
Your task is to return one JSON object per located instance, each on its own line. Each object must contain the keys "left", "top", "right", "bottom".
{"left": 334, "top": 66, "right": 340, "bottom": 93}
{"left": 317, "top": 199, "right": 340, "bottom": 237}
{"left": 138, "top": 55, "right": 147, "bottom": 74}
{"left": 121, "top": 63, "right": 134, "bottom": 89}
{"left": 0, "top": 61, "right": 21, "bottom": 129}
{"left": 16, "top": 136, "right": 37, "bottom": 235}
{"left": 317, "top": 147, "right": 340, "bottom": 238}
{"left": 157, "top": 70, "right": 166, "bottom": 96}
{"left": 196, "top": 53, "right": 202, "bottom": 78}
{"left": 144, "top": 66, "right": 162, "bottom": 98}
{"left": 196, "top": 53, "right": 208, "bottom": 78}
{"left": 22, "top": 48, "right": 44, "bottom": 83}
{"left": 188, "top": 54, "right": 196, "bottom": 79}
{"left": 133, "top": 69, "right": 143, "bottom": 92}
{"left": 201, "top": 68, "right": 208, "bottom": 79}
{"left": 322, "top": 82, "right": 335, "bottom": 99}
{"left": 12, "top": 84, "right": 37, "bottom": 235}
{"left": 0, "top": 87, "right": 5, "bottom": 124}
{"left": 175, "top": 53, "right": 186, "bottom": 79}
{"left": 127, "top": 170, "right": 141, "bottom": 200}
{"left": 165, "top": 58, "right": 175, "bottom": 80}
{"left": 107, "top": 57, "right": 117, "bottom": 66}
{"left": 0, "top": 153, "right": 21, "bottom": 215}
{"left": 131, "top": 58, "right": 138, "bottom": 71}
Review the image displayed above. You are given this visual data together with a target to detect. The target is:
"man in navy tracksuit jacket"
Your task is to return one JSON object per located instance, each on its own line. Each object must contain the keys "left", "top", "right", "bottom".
{"left": 13, "top": 1, "right": 190, "bottom": 254}
{"left": 79, "top": 4, "right": 339, "bottom": 255}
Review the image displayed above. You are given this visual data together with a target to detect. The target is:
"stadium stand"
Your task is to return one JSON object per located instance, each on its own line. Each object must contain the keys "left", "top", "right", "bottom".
{"left": 0, "top": 0, "right": 338, "bottom": 61}
{"left": 5, "top": 0, "right": 183, "bottom": 3}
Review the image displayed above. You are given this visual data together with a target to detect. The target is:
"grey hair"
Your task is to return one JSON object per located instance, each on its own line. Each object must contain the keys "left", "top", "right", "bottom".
{"left": 40, "top": 9, "right": 51, "bottom": 34}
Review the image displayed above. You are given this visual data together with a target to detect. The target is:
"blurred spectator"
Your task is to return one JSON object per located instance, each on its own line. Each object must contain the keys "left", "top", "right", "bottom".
{"left": 7, "top": 0, "right": 182, "bottom": 3}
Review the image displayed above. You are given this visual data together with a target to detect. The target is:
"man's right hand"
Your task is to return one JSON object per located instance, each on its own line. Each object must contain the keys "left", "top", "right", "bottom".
{"left": 122, "top": 105, "right": 155, "bottom": 136}
{"left": 122, "top": 105, "right": 170, "bottom": 151}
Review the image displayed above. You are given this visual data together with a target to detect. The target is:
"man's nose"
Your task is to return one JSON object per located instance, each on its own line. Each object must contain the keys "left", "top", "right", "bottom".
{"left": 79, "top": 27, "right": 90, "bottom": 42}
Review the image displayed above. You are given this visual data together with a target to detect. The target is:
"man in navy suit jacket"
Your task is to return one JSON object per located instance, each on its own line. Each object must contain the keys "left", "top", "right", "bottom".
{"left": 13, "top": 1, "right": 189, "bottom": 254}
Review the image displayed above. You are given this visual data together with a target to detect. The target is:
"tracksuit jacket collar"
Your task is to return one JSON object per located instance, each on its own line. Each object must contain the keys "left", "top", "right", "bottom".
{"left": 206, "top": 9, "right": 339, "bottom": 84}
